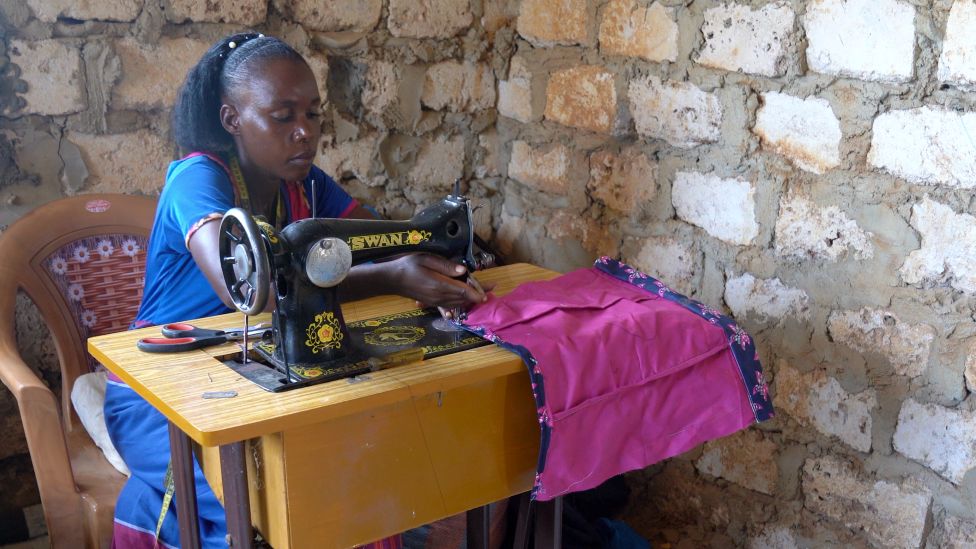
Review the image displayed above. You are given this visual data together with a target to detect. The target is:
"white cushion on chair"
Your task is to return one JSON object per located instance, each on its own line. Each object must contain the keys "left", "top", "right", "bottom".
{"left": 71, "top": 372, "right": 130, "bottom": 477}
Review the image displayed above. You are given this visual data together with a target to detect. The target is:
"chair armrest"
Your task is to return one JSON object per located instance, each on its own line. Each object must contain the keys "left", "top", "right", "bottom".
{"left": 0, "top": 343, "right": 87, "bottom": 547}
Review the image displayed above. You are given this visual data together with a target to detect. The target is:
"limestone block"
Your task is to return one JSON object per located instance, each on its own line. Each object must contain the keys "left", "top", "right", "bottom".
{"left": 599, "top": 0, "right": 678, "bottom": 62}
{"left": 496, "top": 210, "right": 527, "bottom": 257}
{"left": 749, "top": 526, "right": 799, "bottom": 549}
{"left": 9, "top": 39, "right": 86, "bottom": 116}
{"left": 508, "top": 141, "right": 571, "bottom": 196}
{"left": 803, "top": 456, "right": 931, "bottom": 549}
{"left": 930, "top": 514, "right": 976, "bottom": 548}
{"left": 475, "top": 131, "right": 502, "bottom": 179}
{"left": 498, "top": 57, "right": 535, "bottom": 124}
{"left": 802, "top": 0, "right": 915, "bottom": 83}
{"left": 113, "top": 37, "right": 209, "bottom": 111}
{"left": 672, "top": 172, "right": 758, "bottom": 246}
{"left": 630, "top": 237, "right": 696, "bottom": 295}
{"left": 893, "top": 398, "right": 976, "bottom": 484}
{"left": 696, "top": 1, "right": 795, "bottom": 77}
{"left": 774, "top": 193, "right": 873, "bottom": 262}
{"left": 276, "top": 0, "right": 381, "bottom": 32}
{"left": 27, "top": 0, "right": 141, "bottom": 22}
{"left": 408, "top": 136, "right": 464, "bottom": 190}
{"left": 548, "top": 212, "right": 620, "bottom": 258}
{"left": 422, "top": 61, "right": 496, "bottom": 113}
{"left": 164, "top": 0, "right": 267, "bottom": 25}
{"left": 696, "top": 430, "right": 778, "bottom": 495}
{"left": 868, "top": 107, "right": 976, "bottom": 188}
{"left": 388, "top": 0, "right": 473, "bottom": 39}
{"left": 628, "top": 76, "right": 722, "bottom": 148}
{"left": 753, "top": 92, "right": 841, "bottom": 174}
{"left": 545, "top": 66, "right": 617, "bottom": 134}
{"left": 724, "top": 273, "right": 809, "bottom": 324}
{"left": 316, "top": 135, "right": 382, "bottom": 187}
{"left": 587, "top": 148, "right": 656, "bottom": 214}
{"left": 900, "top": 196, "right": 976, "bottom": 294}
{"left": 67, "top": 130, "right": 172, "bottom": 195}
{"left": 965, "top": 342, "right": 976, "bottom": 393}
{"left": 939, "top": 1, "right": 976, "bottom": 89}
{"left": 361, "top": 61, "right": 399, "bottom": 119}
{"left": 305, "top": 53, "right": 330, "bottom": 106}
{"left": 774, "top": 363, "right": 876, "bottom": 452}
{"left": 517, "top": 0, "right": 589, "bottom": 47}
{"left": 827, "top": 308, "right": 934, "bottom": 378}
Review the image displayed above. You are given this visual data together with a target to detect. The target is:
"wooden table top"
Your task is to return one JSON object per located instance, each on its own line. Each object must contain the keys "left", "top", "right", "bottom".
{"left": 88, "top": 263, "right": 559, "bottom": 447}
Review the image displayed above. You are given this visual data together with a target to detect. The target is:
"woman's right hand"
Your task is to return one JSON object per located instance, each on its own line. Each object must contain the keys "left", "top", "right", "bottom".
{"left": 386, "top": 254, "right": 488, "bottom": 308}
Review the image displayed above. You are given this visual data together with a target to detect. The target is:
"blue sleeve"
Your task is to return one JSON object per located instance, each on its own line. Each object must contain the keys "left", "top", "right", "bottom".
{"left": 305, "top": 165, "right": 357, "bottom": 218}
{"left": 160, "top": 157, "right": 235, "bottom": 242}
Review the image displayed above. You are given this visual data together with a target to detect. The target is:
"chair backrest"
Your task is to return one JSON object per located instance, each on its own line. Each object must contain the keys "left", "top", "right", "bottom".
{"left": 0, "top": 194, "right": 156, "bottom": 428}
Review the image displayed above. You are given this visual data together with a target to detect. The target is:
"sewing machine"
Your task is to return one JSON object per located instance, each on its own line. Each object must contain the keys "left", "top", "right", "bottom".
{"left": 217, "top": 184, "right": 495, "bottom": 391}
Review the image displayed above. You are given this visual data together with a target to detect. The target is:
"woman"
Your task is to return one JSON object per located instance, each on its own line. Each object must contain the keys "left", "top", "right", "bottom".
{"left": 104, "top": 33, "right": 486, "bottom": 548}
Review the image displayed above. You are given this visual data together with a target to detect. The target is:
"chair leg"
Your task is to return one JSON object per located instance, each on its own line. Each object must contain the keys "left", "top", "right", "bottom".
{"left": 533, "top": 496, "right": 562, "bottom": 549}
{"left": 512, "top": 492, "right": 533, "bottom": 549}
{"left": 466, "top": 505, "right": 489, "bottom": 549}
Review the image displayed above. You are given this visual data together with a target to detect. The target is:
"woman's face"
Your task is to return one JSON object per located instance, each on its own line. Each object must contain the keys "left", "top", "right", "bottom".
{"left": 222, "top": 57, "right": 322, "bottom": 184}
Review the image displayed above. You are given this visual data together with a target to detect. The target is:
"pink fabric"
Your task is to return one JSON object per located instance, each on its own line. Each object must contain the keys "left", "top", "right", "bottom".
{"left": 464, "top": 267, "right": 757, "bottom": 500}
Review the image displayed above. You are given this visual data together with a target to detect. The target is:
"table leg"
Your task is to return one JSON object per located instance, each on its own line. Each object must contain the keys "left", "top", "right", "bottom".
{"left": 511, "top": 492, "right": 532, "bottom": 549}
{"left": 168, "top": 422, "right": 201, "bottom": 549}
{"left": 533, "top": 496, "right": 562, "bottom": 549}
{"left": 466, "top": 505, "right": 489, "bottom": 549}
{"left": 219, "top": 442, "right": 254, "bottom": 549}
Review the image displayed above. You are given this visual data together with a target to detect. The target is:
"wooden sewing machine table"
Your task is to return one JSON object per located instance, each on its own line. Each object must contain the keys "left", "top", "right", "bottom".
{"left": 87, "top": 263, "right": 559, "bottom": 549}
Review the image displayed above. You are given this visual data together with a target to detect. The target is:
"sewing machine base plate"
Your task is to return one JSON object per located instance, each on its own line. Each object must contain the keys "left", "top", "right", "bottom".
{"left": 220, "top": 308, "right": 489, "bottom": 392}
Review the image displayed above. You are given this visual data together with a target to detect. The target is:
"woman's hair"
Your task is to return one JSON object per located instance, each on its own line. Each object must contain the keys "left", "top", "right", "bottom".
{"left": 172, "top": 33, "right": 307, "bottom": 154}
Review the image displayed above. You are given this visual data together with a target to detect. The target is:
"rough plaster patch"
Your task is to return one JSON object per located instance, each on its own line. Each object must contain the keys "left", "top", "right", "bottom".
{"left": 696, "top": 430, "right": 778, "bottom": 495}
{"left": 827, "top": 308, "right": 934, "bottom": 378}
{"left": 724, "top": 273, "right": 809, "bottom": 324}
{"left": 27, "top": 0, "right": 140, "bottom": 22}
{"left": 774, "top": 363, "right": 876, "bottom": 452}
{"left": 802, "top": 0, "right": 915, "bottom": 83}
{"left": 276, "top": 0, "right": 381, "bottom": 32}
{"left": 112, "top": 37, "right": 209, "bottom": 110}
{"left": 422, "top": 61, "right": 496, "bottom": 113}
{"left": 407, "top": 136, "right": 464, "bottom": 190}
{"left": 938, "top": 1, "right": 976, "bottom": 90}
{"left": 316, "top": 135, "right": 382, "bottom": 187}
{"left": 893, "top": 398, "right": 976, "bottom": 484}
{"left": 475, "top": 131, "right": 502, "bottom": 179}
{"left": 517, "top": 0, "right": 589, "bottom": 47}
{"left": 696, "top": 1, "right": 795, "bottom": 77}
{"left": 587, "top": 148, "right": 656, "bottom": 214}
{"left": 508, "top": 141, "right": 570, "bottom": 195}
{"left": 774, "top": 193, "right": 873, "bottom": 262}
{"left": 9, "top": 39, "right": 86, "bottom": 116}
{"left": 388, "top": 0, "right": 473, "bottom": 39}
{"left": 67, "top": 130, "right": 172, "bottom": 195}
{"left": 753, "top": 92, "right": 841, "bottom": 174}
{"left": 498, "top": 57, "right": 535, "bottom": 123}
{"left": 599, "top": 0, "right": 677, "bottom": 62}
{"left": 545, "top": 66, "right": 617, "bottom": 134}
{"left": 900, "top": 196, "right": 976, "bottom": 294}
{"left": 803, "top": 456, "right": 931, "bottom": 548}
{"left": 672, "top": 172, "right": 758, "bottom": 246}
{"left": 164, "top": 0, "right": 267, "bottom": 25}
{"left": 495, "top": 210, "right": 526, "bottom": 257}
{"left": 629, "top": 237, "right": 696, "bottom": 295}
{"left": 628, "top": 76, "right": 722, "bottom": 148}
{"left": 868, "top": 107, "right": 976, "bottom": 188}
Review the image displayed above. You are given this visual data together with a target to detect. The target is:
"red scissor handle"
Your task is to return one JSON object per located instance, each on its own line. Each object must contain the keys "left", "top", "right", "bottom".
{"left": 136, "top": 335, "right": 229, "bottom": 353}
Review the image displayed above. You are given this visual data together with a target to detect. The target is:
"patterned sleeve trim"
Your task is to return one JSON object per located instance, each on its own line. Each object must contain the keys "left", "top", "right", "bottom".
{"left": 184, "top": 213, "right": 224, "bottom": 248}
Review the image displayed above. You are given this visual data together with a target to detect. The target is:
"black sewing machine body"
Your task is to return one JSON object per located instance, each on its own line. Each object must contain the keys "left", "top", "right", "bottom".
{"left": 217, "top": 191, "right": 493, "bottom": 391}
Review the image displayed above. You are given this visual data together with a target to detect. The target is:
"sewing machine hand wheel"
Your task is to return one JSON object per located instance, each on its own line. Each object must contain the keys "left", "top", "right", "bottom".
{"left": 219, "top": 208, "right": 271, "bottom": 315}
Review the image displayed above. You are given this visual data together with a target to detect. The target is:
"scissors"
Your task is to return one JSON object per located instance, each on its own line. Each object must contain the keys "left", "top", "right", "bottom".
{"left": 136, "top": 323, "right": 270, "bottom": 353}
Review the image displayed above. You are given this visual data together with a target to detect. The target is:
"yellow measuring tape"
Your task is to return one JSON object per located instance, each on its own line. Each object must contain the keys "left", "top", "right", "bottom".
{"left": 154, "top": 460, "right": 176, "bottom": 547}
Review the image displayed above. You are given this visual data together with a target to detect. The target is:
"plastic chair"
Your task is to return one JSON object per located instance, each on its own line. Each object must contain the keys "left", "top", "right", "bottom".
{"left": 0, "top": 194, "right": 156, "bottom": 548}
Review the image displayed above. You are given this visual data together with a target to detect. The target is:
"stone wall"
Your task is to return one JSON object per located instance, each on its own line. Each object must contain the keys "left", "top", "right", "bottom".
{"left": 3, "top": 0, "right": 976, "bottom": 547}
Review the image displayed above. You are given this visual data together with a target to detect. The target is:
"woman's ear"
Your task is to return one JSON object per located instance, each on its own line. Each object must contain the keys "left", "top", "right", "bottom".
{"left": 220, "top": 104, "right": 240, "bottom": 135}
